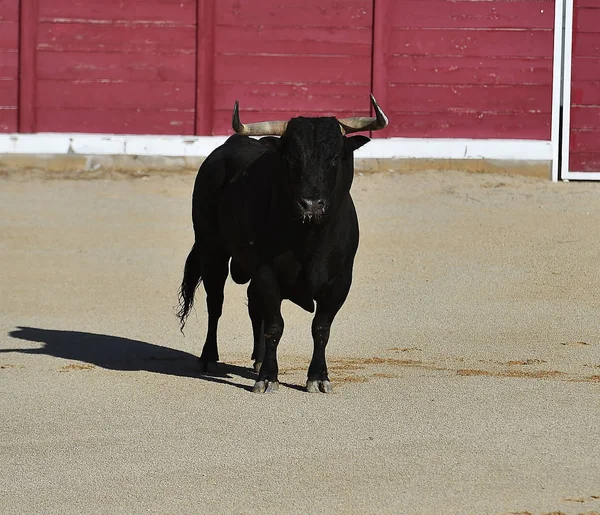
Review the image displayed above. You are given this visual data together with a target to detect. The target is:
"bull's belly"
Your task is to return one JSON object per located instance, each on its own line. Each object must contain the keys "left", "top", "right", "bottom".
{"left": 228, "top": 245, "right": 317, "bottom": 312}
{"left": 281, "top": 281, "right": 315, "bottom": 313}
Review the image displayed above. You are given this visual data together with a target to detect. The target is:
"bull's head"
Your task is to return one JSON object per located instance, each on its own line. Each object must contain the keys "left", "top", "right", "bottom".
{"left": 232, "top": 95, "right": 388, "bottom": 224}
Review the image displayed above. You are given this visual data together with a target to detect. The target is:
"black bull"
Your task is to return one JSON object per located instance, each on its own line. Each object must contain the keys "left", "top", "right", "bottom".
{"left": 178, "top": 96, "right": 388, "bottom": 393}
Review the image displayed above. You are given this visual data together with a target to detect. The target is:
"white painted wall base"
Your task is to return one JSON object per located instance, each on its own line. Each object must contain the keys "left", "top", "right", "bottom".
{"left": 0, "top": 133, "right": 552, "bottom": 162}
{"left": 561, "top": 172, "right": 600, "bottom": 181}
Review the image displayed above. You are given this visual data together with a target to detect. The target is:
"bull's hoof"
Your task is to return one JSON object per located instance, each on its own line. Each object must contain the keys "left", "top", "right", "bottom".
{"left": 253, "top": 380, "right": 279, "bottom": 393}
{"left": 253, "top": 361, "right": 262, "bottom": 373}
{"left": 198, "top": 359, "right": 218, "bottom": 374}
{"left": 306, "top": 379, "right": 332, "bottom": 394}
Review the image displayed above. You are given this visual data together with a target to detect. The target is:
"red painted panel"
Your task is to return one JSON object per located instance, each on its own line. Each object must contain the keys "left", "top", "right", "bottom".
{"left": 0, "top": 108, "right": 17, "bottom": 131}
{"left": 569, "top": 153, "right": 600, "bottom": 173}
{"left": 570, "top": 130, "right": 600, "bottom": 152}
{"left": 570, "top": 106, "right": 600, "bottom": 131}
{"left": 388, "top": 84, "right": 551, "bottom": 115}
{"left": 19, "top": 0, "right": 38, "bottom": 133}
{"left": 0, "top": 21, "right": 18, "bottom": 49}
{"left": 215, "top": 83, "right": 370, "bottom": 112}
{"left": 39, "top": 0, "right": 196, "bottom": 24}
{"left": 215, "top": 26, "right": 371, "bottom": 56}
{"left": 0, "top": 0, "right": 18, "bottom": 21}
{"left": 34, "top": 0, "right": 198, "bottom": 134}
{"left": 37, "top": 24, "right": 196, "bottom": 54}
{"left": 37, "top": 81, "right": 195, "bottom": 109}
{"left": 373, "top": 0, "right": 554, "bottom": 140}
{"left": 195, "top": 0, "right": 215, "bottom": 135}
{"left": 211, "top": 0, "right": 373, "bottom": 135}
{"left": 390, "top": 1, "right": 553, "bottom": 30}
{"left": 389, "top": 56, "right": 552, "bottom": 86}
{"left": 37, "top": 108, "right": 194, "bottom": 134}
{"left": 0, "top": 56, "right": 18, "bottom": 82}
{"left": 217, "top": 0, "right": 372, "bottom": 28}
{"left": 215, "top": 55, "right": 371, "bottom": 84}
{"left": 571, "top": 57, "right": 600, "bottom": 81}
{"left": 0, "top": 79, "right": 18, "bottom": 105}
{"left": 572, "top": 32, "right": 600, "bottom": 57}
{"left": 37, "top": 52, "right": 195, "bottom": 81}
{"left": 570, "top": 82, "right": 600, "bottom": 106}
{"left": 385, "top": 111, "right": 551, "bottom": 140}
{"left": 574, "top": 7, "right": 600, "bottom": 33}
{"left": 389, "top": 29, "right": 553, "bottom": 58}
{"left": 0, "top": 5, "right": 19, "bottom": 131}
{"left": 371, "top": 0, "right": 389, "bottom": 133}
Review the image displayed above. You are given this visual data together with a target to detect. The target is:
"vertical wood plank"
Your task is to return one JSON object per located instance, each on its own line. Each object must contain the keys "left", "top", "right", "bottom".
{"left": 19, "top": 0, "right": 39, "bottom": 133}
{"left": 371, "top": 0, "right": 391, "bottom": 138}
{"left": 195, "top": 0, "right": 215, "bottom": 135}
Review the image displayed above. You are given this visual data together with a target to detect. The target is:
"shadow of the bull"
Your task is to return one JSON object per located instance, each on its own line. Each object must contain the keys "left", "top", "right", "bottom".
{"left": 4, "top": 326, "right": 264, "bottom": 392}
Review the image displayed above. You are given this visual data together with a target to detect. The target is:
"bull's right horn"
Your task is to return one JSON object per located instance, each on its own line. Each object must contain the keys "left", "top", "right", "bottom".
{"left": 232, "top": 101, "right": 288, "bottom": 136}
{"left": 337, "top": 94, "right": 389, "bottom": 134}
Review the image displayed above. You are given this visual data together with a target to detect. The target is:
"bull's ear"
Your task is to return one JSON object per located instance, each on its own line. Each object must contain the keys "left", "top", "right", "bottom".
{"left": 345, "top": 135, "right": 370, "bottom": 152}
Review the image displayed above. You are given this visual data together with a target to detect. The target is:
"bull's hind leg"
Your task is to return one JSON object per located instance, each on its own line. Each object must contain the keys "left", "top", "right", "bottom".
{"left": 307, "top": 269, "right": 352, "bottom": 393}
{"left": 198, "top": 249, "right": 229, "bottom": 373}
{"left": 248, "top": 285, "right": 265, "bottom": 373}
{"left": 248, "top": 265, "right": 283, "bottom": 393}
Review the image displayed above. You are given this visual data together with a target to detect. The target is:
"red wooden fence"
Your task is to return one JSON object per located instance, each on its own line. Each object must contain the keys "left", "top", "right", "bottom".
{"left": 1, "top": 0, "right": 558, "bottom": 139}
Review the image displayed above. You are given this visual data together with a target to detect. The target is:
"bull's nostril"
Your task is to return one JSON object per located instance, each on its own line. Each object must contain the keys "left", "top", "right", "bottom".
{"left": 297, "top": 199, "right": 310, "bottom": 211}
{"left": 297, "top": 198, "right": 327, "bottom": 214}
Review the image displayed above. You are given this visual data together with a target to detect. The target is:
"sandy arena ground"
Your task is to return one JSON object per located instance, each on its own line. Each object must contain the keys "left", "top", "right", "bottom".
{"left": 1, "top": 169, "right": 600, "bottom": 514}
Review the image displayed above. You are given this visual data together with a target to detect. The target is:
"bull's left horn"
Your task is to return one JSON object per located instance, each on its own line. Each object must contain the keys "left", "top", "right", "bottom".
{"left": 337, "top": 94, "right": 389, "bottom": 134}
{"left": 232, "top": 101, "right": 288, "bottom": 136}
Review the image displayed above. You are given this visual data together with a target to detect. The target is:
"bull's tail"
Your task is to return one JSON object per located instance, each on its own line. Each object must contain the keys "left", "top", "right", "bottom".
{"left": 177, "top": 242, "right": 204, "bottom": 331}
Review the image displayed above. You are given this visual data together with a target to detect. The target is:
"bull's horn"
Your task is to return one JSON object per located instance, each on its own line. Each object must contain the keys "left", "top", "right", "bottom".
{"left": 232, "top": 101, "right": 288, "bottom": 136}
{"left": 338, "top": 94, "right": 389, "bottom": 134}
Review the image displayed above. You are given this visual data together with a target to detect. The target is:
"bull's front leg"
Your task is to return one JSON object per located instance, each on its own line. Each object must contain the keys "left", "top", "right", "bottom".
{"left": 248, "top": 265, "right": 283, "bottom": 393}
{"left": 307, "top": 269, "right": 352, "bottom": 393}
{"left": 306, "top": 311, "right": 334, "bottom": 393}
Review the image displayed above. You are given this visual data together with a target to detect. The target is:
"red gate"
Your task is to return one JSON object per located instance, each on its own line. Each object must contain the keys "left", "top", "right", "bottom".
{"left": 561, "top": 0, "right": 600, "bottom": 179}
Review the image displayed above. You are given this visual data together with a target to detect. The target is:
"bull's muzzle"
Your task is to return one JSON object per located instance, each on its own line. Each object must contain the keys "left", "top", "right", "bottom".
{"left": 296, "top": 198, "right": 327, "bottom": 223}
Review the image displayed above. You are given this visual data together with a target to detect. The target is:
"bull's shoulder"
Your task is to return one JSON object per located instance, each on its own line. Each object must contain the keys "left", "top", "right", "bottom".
{"left": 193, "top": 135, "right": 280, "bottom": 198}
{"left": 222, "top": 135, "right": 282, "bottom": 184}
